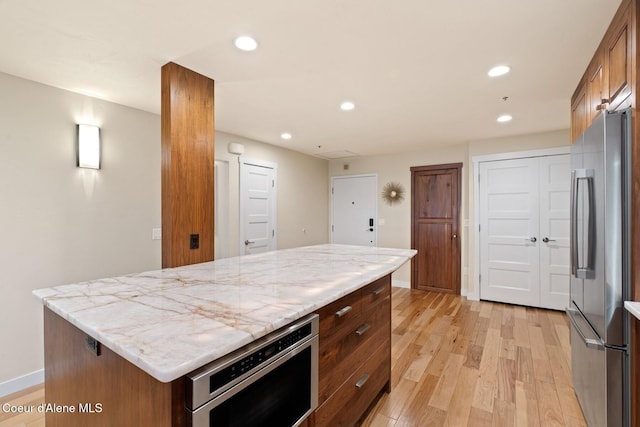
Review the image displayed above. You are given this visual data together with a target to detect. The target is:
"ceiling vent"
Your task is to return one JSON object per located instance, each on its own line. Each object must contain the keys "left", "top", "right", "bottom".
{"left": 314, "top": 150, "right": 359, "bottom": 160}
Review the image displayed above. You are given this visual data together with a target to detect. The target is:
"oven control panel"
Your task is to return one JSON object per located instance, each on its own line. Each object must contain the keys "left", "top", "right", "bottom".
{"left": 186, "top": 313, "right": 319, "bottom": 411}
{"left": 209, "top": 323, "right": 312, "bottom": 392}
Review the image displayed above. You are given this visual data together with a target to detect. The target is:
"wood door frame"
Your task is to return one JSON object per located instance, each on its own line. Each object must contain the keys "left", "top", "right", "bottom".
{"left": 471, "top": 146, "right": 570, "bottom": 301}
{"left": 410, "top": 162, "right": 462, "bottom": 294}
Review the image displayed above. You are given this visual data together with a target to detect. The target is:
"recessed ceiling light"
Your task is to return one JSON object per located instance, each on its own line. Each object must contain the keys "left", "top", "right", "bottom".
{"left": 488, "top": 65, "right": 511, "bottom": 77}
{"left": 497, "top": 114, "right": 513, "bottom": 123}
{"left": 281, "top": 132, "right": 292, "bottom": 140}
{"left": 340, "top": 101, "right": 355, "bottom": 111}
{"left": 234, "top": 36, "right": 258, "bottom": 51}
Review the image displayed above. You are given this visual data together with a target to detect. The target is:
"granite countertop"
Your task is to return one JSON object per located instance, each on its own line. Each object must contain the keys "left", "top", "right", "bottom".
{"left": 33, "top": 244, "right": 416, "bottom": 383}
{"left": 624, "top": 301, "right": 640, "bottom": 321}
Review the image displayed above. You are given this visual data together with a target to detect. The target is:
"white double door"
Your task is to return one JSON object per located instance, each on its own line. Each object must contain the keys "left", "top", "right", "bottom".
{"left": 479, "top": 154, "right": 570, "bottom": 310}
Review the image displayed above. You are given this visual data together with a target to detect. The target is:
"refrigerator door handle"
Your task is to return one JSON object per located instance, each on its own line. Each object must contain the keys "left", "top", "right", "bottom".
{"left": 566, "top": 308, "right": 605, "bottom": 350}
{"left": 570, "top": 170, "right": 577, "bottom": 277}
{"left": 574, "top": 169, "right": 595, "bottom": 279}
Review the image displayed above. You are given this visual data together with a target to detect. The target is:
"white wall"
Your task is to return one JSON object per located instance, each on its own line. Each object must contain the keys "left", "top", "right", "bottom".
{"left": 328, "top": 144, "right": 468, "bottom": 285}
{"left": 0, "top": 72, "right": 162, "bottom": 389}
{"left": 328, "top": 129, "right": 570, "bottom": 293}
{"left": 0, "top": 72, "right": 330, "bottom": 393}
{"left": 214, "top": 132, "right": 329, "bottom": 257}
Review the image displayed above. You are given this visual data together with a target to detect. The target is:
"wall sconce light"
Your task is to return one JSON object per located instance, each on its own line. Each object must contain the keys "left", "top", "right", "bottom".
{"left": 77, "top": 124, "right": 101, "bottom": 169}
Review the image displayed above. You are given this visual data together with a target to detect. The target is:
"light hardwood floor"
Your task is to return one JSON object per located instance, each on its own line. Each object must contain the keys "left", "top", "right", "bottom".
{"left": 359, "top": 288, "right": 585, "bottom": 427}
{"left": 0, "top": 287, "right": 585, "bottom": 427}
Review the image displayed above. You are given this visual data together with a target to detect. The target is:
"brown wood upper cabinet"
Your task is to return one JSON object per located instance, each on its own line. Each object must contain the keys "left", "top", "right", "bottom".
{"left": 571, "top": 77, "right": 588, "bottom": 142}
{"left": 605, "top": 0, "right": 633, "bottom": 111}
{"left": 570, "top": 0, "right": 634, "bottom": 142}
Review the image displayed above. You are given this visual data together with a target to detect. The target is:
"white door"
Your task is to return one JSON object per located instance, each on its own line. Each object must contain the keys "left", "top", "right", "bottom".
{"left": 479, "top": 155, "right": 570, "bottom": 310}
{"left": 479, "top": 158, "right": 541, "bottom": 306}
{"left": 331, "top": 175, "right": 377, "bottom": 246}
{"left": 538, "top": 154, "right": 571, "bottom": 310}
{"left": 239, "top": 158, "right": 277, "bottom": 255}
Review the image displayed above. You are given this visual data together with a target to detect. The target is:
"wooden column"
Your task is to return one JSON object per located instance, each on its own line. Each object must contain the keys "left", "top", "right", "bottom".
{"left": 161, "top": 62, "right": 215, "bottom": 268}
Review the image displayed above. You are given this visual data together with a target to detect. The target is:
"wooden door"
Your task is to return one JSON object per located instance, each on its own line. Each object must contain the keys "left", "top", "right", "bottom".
{"left": 411, "top": 163, "right": 461, "bottom": 294}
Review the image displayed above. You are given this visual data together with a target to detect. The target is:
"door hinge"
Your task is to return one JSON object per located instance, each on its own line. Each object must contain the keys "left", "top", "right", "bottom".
{"left": 332, "top": 225, "right": 334, "bottom": 232}
{"left": 479, "top": 274, "right": 482, "bottom": 284}
{"left": 272, "top": 179, "right": 275, "bottom": 187}
{"left": 331, "top": 187, "right": 334, "bottom": 195}
{"left": 272, "top": 229, "right": 275, "bottom": 237}
{"left": 478, "top": 224, "right": 481, "bottom": 232}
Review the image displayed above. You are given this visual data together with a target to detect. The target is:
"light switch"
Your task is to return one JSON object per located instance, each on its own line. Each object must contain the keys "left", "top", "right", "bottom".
{"left": 152, "top": 228, "right": 162, "bottom": 240}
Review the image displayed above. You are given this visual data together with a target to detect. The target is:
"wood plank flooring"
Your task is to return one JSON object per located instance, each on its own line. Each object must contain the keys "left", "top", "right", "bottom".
{"left": 0, "top": 287, "right": 585, "bottom": 427}
{"left": 358, "top": 288, "right": 585, "bottom": 427}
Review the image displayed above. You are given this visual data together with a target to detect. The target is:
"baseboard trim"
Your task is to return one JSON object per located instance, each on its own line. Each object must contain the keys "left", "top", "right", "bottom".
{"left": 0, "top": 369, "right": 44, "bottom": 398}
{"left": 392, "top": 280, "right": 410, "bottom": 289}
{"left": 462, "top": 288, "right": 480, "bottom": 301}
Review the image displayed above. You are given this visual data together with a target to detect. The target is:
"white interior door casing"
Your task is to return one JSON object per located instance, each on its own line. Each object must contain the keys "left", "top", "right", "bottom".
{"left": 331, "top": 174, "right": 377, "bottom": 247}
{"left": 239, "top": 158, "right": 277, "bottom": 255}
{"left": 479, "top": 158, "right": 541, "bottom": 306}
{"left": 214, "top": 160, "right": 230, "bottom": 259}
{"left": 479, "top": 154, "right": 570, "bottom": 310}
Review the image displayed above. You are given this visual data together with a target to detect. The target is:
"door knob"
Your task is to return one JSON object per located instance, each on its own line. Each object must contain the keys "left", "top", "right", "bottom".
{"left": 525, "top": 237, "right": 537, "bottom": 243}
{"left": 452, "top": 234, "right": 457, "bottom": 239}
{"left": 542, "top": 237, "right": 556, "bottom": 243}
{"left": 244, "top": 240, "right": 255, "bottom": 246}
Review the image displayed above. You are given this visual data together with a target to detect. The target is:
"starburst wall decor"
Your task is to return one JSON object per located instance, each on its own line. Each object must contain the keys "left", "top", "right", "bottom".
{"left": 381, "top": 181, "right": 405, "bottom": 205}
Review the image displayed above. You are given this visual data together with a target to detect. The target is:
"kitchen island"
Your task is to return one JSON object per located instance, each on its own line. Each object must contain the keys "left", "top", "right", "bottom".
{"left": 34, "top": 244, "right": 415, "bottom": 426}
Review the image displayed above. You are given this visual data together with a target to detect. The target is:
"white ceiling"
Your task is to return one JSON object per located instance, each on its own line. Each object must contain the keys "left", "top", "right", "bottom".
{"left": 0, "top": 0, "right": 621, "bottom": 157}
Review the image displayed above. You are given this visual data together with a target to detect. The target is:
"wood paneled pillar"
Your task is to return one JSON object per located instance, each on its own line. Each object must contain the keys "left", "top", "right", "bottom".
{"left": 161, "top": 62, "right": 215, "bottom": 268}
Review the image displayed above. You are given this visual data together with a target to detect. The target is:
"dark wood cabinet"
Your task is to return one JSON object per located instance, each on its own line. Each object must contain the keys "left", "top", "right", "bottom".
{"left": 570, "top": 0, "right": 634, "bottom": 142}
{"left": 312, "top": 275, "right": 391, "bottom": 427}
{"left": 605, "top": 1, "right": 633, "bottom": 111}
{"left": 571, "top": 77, "right": 588, "bottom": 142}
{"left": 587, "top": 48, "right": 606, "bottom": 123}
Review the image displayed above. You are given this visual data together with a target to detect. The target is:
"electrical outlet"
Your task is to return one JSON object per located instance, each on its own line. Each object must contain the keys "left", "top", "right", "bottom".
{"left": 190, "top": 234, "right": 199, "bottom": 250}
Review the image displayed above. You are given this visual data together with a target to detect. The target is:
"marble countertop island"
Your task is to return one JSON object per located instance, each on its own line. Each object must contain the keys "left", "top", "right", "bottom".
{"left": 625, "top": 301, "right": 640, "bottom": 320}
{"left": 33, "top": 244, "right": 415, "bottom": 383}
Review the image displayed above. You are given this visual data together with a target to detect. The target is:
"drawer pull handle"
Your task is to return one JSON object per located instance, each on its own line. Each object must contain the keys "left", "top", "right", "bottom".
{"left": 355, "top": 323, "right": 371, "bottom": 336}
{"left": 372, "top": 287, "right": 385, "bottom": 296}
{"left": 355, "top": 374, "right": 370, "bottom": 389}
{"left": 335, "top": 306, "right": 353, "bottom": 317}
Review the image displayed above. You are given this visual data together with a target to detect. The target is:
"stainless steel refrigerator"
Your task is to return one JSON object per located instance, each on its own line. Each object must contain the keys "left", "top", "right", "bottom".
{"left": 568, "top": 108, "right": 631, "bottom": 427}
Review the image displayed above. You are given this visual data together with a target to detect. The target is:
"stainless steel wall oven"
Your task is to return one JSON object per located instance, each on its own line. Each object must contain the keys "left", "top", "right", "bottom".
{"left": 186, "top": 314, "right": 319, "bottom": 427}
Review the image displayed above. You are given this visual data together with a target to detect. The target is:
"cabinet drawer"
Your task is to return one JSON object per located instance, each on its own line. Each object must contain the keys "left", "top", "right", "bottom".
{"left": 317, "top": 290, "right": 363, "bottom": 341}
{"left": 360, "top": 276, "right": 391, "bottom": 311}
{"left": 314, "top": 340, "right": 391, "bottom": 427}
{"left": 318, "top": 298, "right": 390, "bottom": 404}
